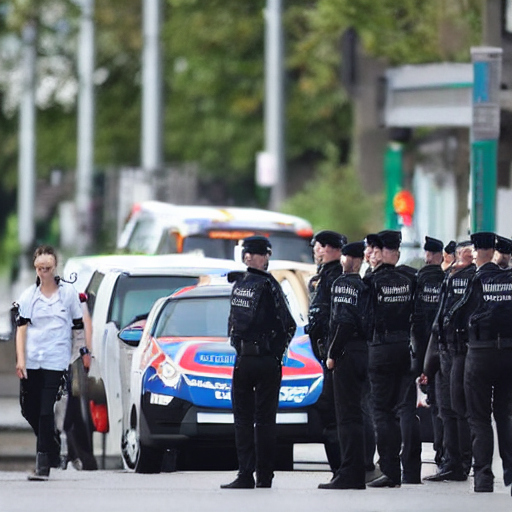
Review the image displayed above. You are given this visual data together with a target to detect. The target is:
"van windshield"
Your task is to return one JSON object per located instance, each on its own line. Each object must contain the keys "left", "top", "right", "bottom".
{"left": 160, "top": 232, "right": 313, "bottom": 263}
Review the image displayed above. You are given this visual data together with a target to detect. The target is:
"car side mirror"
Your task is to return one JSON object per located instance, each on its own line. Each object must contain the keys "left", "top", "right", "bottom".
{"left": 118, "top": 326, "right": 143, "bottom": 347}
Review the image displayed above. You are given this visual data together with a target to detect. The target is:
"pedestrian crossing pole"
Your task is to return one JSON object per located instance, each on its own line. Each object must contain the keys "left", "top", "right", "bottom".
{"left": 469, "top": 47, "right": 502, "bottom": 233}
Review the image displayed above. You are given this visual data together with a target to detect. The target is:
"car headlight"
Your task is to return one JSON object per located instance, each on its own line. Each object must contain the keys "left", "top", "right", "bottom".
{"left": 157, "top": 359, "right": 180, "bottom": 388}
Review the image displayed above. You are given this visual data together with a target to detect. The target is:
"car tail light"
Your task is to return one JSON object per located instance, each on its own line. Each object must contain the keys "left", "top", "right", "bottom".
{"left": 90, "top": 401, "right": 109, "bottom": 433}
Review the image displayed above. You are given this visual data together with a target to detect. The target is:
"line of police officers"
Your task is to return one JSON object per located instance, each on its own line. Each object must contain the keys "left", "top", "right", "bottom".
{"left": 221, "top": 231, "right": 512, "bottom": 494}
{"left": 307, "top": 229, "right": 512, "bottom": 493}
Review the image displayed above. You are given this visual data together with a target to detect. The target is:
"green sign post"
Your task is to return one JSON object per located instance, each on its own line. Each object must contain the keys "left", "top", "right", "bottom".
{"left": 470, "top": 47, "right": 502, "bottom": 233}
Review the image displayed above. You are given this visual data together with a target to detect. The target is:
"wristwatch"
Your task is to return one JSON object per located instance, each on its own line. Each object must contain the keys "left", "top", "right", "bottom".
{"left": 79, "top": 346, "right": 90, "bottom": 357}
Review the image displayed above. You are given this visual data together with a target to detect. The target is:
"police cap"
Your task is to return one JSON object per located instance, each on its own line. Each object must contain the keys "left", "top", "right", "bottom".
{"left": 365, "top": 234, "right": 383, "bottom": 249}
{"left": 311, "top": 230, "right": 347, "bottom": 249}
{"left": 444, "top": 240, "right": 456, "bottom": 255}
{"left": 342, "top": 241, "right": 365, "bottom": 259}
{"left": 470, "top": 232, "right": 496, "bottom": 250}
{"left": 378, "top": 230, "right": 402, "bottom": 250}
{"left": 495, "top": 235, "right": 512, "bottom": 255}
{"left": 242, "top": 235, "right": 272, "bottom": 256}
{"left": 424, "top": 236, "right": 444, "bottom": 253}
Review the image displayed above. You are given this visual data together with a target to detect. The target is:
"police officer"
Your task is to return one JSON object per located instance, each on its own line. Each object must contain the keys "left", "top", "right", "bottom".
{"left": 493, "top": 235, "right": 512, "bottom": 269}
{"left": 365, "top": 230, "right": 416, "bottom": 488}
{"left": 411, "top": 237, "right": 445, "bottom": 469}
{"left": 424, "top": 240, "right": 475, "bottom": 482}
{"left": 450, "top": 232, "right": 512, "bottom": 493}
{"left": 221, "top": 236, "right": 296, "bottom": 489}
{"left": 318, "top": 242, "right": 369, "bottom": 490}
{"left": 306, "top": 230, "right": 346, "bottom": 476}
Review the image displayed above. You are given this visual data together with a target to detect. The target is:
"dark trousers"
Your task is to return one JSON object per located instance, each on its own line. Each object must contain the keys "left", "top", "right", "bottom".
{"left": 314, "top": 366, "right": 341, "bottom": 473}
{"left": 20, "top": 369, "right": 64, "bottom": 455}
{"left": 368, "top": 343, "right": 411, "bottom": 484}
{"left": 398, "top": 372, "right": 422, "bottom": 483}
{"left": 438, "top": 349, "right": 471, "bottom": 473}
{"left": 332, "top": 349, "right": 368, "bottom": 486}
{"left": 430, "top": 372, "right": 445, "bottom": 466}
{"left": 361, "top": 377, "right": 377, "bottom": 470}
{"left": 464, "top": 347, "right": 512, "bottom": 491}
{"left": 232, "top": 355, "right": 281, "bottom": 478}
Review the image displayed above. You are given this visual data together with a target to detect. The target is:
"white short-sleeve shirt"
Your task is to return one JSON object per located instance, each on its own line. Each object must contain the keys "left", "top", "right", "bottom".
{"left": 18, "top": 281, "right": 83, "bottom": 371}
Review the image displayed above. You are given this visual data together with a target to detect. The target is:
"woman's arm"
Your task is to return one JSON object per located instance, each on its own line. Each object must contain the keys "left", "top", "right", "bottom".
{"left": 15, "top": 324, "right": 28, "bottom": 379}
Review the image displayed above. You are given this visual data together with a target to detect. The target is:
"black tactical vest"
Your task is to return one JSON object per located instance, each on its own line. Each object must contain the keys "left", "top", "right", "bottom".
{"left": 369, "top": 263, "right": 415, "bottom": 345}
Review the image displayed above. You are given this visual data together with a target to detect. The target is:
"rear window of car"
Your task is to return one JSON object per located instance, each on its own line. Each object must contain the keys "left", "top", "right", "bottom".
{"left": 108, "top": 275, "right": 199, "bottom": 329}
{"left": 154, "top": 297, "right": 231, "bottom": 338}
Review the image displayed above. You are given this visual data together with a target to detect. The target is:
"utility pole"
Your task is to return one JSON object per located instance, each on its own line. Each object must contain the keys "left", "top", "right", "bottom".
{"left": 75, "top": 0, "right": 95, "bottom": 255}
{"left": 265, "top": 0, "right": 285, "bottom": 211}
{"left": 469, "top": 47, "right": 502, "bottom": 232}
{"left": 141, "top": 0, "right": 163, "bottom": 195}
{"left": 18, "top": 20, "right": 37, "bottom": 282}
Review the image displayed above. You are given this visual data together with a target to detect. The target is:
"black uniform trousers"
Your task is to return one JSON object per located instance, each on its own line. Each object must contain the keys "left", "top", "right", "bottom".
{"left": 20, "top": 369, "right": 64, "bottom": 456}
{"left": 438, "top": 349, "right": 472, "bottom": 474}
{"left": 361, "top": 376, "right": 377, "bottom": 471}
{"left": 368, "top": 342, "right": 411, "bottom": 485}
{"left": 464, "top": 347, "right": 512, "bottom": 491}
{"left": 314, "top": 366, "right": 341, "bottom": 473}
{"left": 332, "top": 347, "right": 368, "bottom": 487}
{"left": 231, "top": 355, "right": 282, "bottom": 479}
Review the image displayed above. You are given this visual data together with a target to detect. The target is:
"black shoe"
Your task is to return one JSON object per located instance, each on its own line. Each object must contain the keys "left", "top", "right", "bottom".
{"left": 367, "top": 474, "right": 400, "bottom": 488}
{"left": 474, "top": 486, "right": 493, "bottom": 493}
{"left": 28, "top": 453, "right": 50, "bottom": 481}
{"left": 220, "top": 475, "right": 255, "bottom": 489}
{"left": 402, "top": 477, "right": 422, "bottom": 484}
{"left": 424, "top": 469, "right": 467, "bottom": 482}
{"left": 256, "top": 473, "right": 273, "bottom": 488}
{"left": 318, "top": 475, "right": 365, "bottom": 490}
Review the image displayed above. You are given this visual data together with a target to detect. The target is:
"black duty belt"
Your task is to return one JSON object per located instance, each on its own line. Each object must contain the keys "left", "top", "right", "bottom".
{"left": 468, "top": 338, "right": 512, "bottom": 350}
{"left": 239, "top": 340, "right": 268, "bottom": 356}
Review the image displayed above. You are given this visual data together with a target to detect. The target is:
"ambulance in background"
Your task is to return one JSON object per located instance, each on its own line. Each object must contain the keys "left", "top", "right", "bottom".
{"left": 117, "top": 201, "right": 314, "bottom": 264}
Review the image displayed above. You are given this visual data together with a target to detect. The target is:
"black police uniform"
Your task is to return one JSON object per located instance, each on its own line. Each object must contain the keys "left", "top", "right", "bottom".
{"left": 307, "top": 256, "right": 344, "bottom": 474}
{"left": 320, "top": 242, "right": 369, "bottom": 489}
{"left": 428, "top": 259, "right": 475, "bottom": 480}
{"left": 448, "top": 233, "right": 512, "bottom": 492}
{"left": 410, "top": 238, "right": 445, "bottom": 468}
{"left": 367, "top": 258, "right": 416, "bottom": 486}
{"left": 226, "top": 259, "right": 296, "bottom": 488}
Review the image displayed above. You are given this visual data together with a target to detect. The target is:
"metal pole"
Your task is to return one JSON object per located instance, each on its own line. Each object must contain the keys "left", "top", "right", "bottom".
{"left": 75, "top": 0, "right": 95, "bottom": 255}
{"left": 142, "top": 0, "right": 162, "bottom": 193}
{"left": 469, "top": 47, "right": 502, "bottom": 233}
{"left": 265, "top": 0, "right": 285, "bottom": 211}
{"left": 18, "top": 21, "right": 37, "bottom": 279}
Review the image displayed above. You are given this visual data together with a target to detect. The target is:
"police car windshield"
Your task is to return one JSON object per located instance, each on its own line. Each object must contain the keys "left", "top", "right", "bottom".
{"left": 182, "top": 233, "right": 313, "bottom": 263}
{"left": 154, "top": 297, "right": 231, "bottom": 338}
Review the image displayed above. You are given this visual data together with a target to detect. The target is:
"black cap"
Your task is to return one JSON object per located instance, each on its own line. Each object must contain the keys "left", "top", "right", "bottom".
{"left": 311, "top": 230, "right": 347, "bottom": 249}
{"left": 242, "top": 235, "right": 272, "bottom": 256}
{"left": 378, "top": 230, "right": 402, "bottom": 250}
{"left": 342, "top": 241, "right": 365, "bottom": 259}
{"left": 470, "top": 232, "right": 496, "bottom": 250}
{"left": 365, "top": 233, "right": 383, "bottom": 249}
{"left": 424, "top": 236, "right": 443, "bottom": 253}
{"left": 495, "top": 235, "right": 512, "bottom": 255}
{"left": 444, "top": 240, "right": 456, "bottom": 255}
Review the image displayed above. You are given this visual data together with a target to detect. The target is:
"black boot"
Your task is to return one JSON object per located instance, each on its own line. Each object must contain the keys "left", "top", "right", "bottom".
{"left": 28, "top": 452, "right": 50, "bottom": 481}
{"left": 220, "top": 473, "right": 255, "bottom": 489}
{"left": 256, "top": 472, "right": 274, "bottom": 488}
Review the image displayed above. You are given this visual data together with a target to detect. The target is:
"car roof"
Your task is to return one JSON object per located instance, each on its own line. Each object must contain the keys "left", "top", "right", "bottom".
{"left": 63, "top": 254, "right": 244, "bottom": 290}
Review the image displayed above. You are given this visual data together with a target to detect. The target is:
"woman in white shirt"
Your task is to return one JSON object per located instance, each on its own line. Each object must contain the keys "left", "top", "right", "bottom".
{"left": 16, "top": 245, "right": 85, "bottom": 481}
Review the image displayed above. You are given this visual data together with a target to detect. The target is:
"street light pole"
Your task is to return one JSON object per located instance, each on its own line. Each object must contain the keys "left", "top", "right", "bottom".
{"left": 265, "top": 0, "right": 286, "bottom": 211}
{"left": 18, "top": 20, "right": 37, "bottom": 280}
{"left": 75, "top": 0, "right": 95, "bottom": 255}
{"left": 141, "top": 0, "right": 163, "bottom": 195}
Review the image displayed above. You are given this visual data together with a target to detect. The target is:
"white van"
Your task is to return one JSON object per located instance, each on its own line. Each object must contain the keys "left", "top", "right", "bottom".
{"left": 117, "top": 201, "right": 314, "bottom": 263}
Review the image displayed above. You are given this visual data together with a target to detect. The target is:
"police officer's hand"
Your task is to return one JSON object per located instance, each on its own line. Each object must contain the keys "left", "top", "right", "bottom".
{"left": 16, "top": 360, "right": 27, "bottom": 380}
{"left": 326, "top": 358, "right": 335, "bottom": 370}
